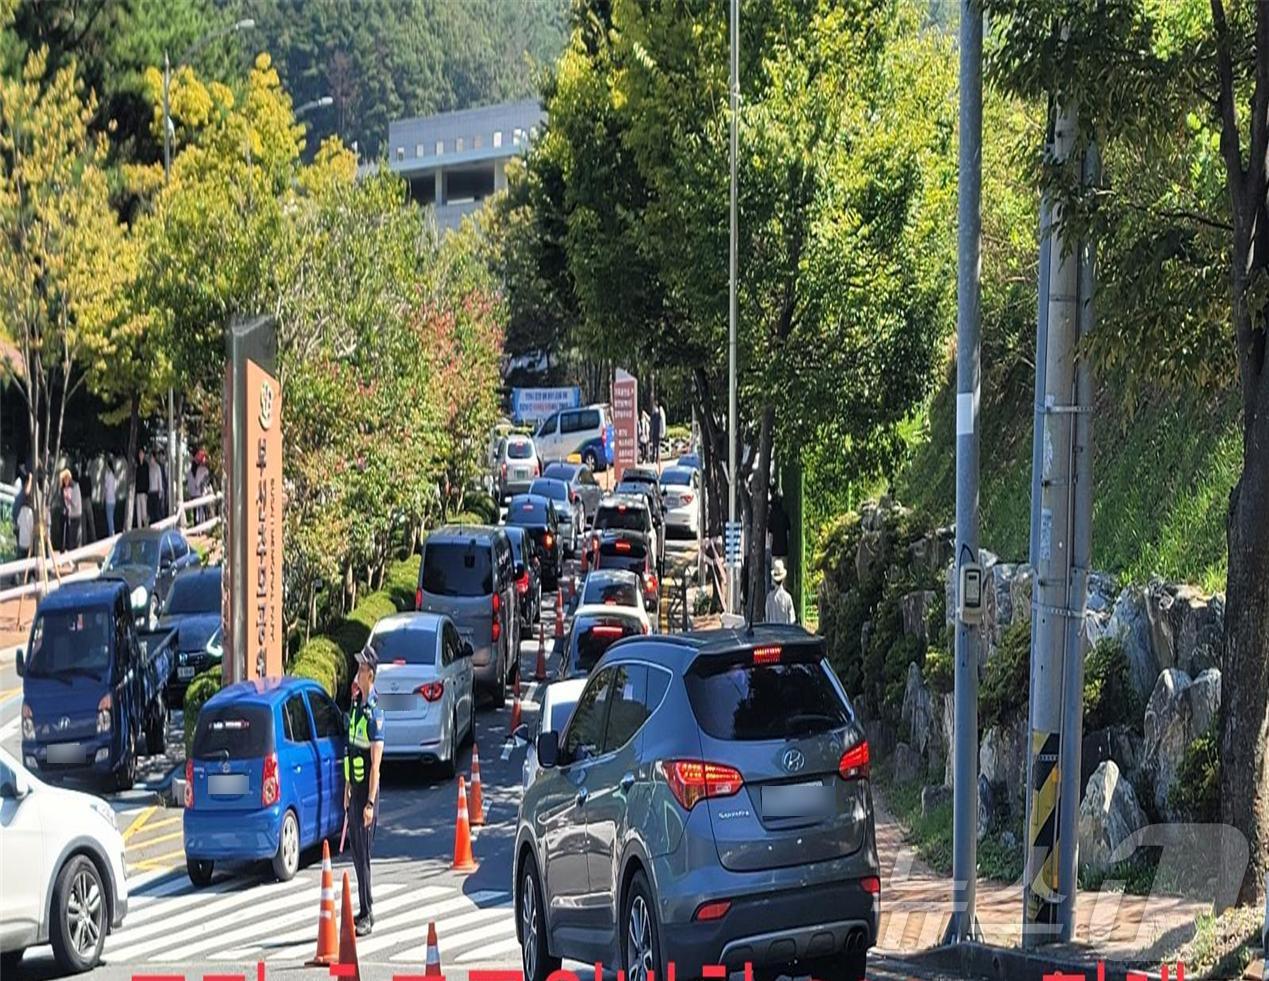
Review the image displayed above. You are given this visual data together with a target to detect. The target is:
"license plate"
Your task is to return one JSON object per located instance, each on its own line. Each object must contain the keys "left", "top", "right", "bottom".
{"left": 178, "top": 666, "right": 195, "bottom": 680}
{"left": 379, "top": 692, "right": 418, "bottom": 713}
{"left": 208, "top": 773, "right": 249, "bottom": 796}
{"left": 513, "top": 468, "right": 528, "bottom": 479}
{"left": 762, "top": 781, "right": 833, "bottom": 819}
{"left": 46, "top": 742, "right": 82, "bottom": 765}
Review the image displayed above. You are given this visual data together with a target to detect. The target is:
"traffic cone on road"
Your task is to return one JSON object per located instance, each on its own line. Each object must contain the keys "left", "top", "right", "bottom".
{"left": 336, "top": 871, "right": 360, "bottom": 981}
{"left": 536, "top": 623, "right": 547, "bottom": 681}
{"left": 424, "top": 921, "right": 442, "bottom": 976}
{"left": 509, "top": 680, "right": 523, "bottom": 733}
{"left": 305, "top": 840, "right": 339, "bottom": 966}
{"left": 468, "top": 743, "right": 486, "bottom": 827}
{"left": 451, "top": 776, "right": 478, "bottom": 873}
{"left": 555, "top": 590, "right": 565, "bottom": 640}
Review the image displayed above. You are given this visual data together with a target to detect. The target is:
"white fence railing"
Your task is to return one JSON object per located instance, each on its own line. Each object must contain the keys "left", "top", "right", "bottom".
{"left": 0, "top": 492, "right": 222, "bottom": 604}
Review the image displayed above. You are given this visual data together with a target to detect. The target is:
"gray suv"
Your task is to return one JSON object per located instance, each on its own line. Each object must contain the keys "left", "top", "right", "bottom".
{"left": 514, "top": 625, "right": 879, "bottom": 981}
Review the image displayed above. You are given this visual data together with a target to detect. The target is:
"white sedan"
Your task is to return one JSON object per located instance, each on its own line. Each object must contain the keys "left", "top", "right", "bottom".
{"left": 370, "top": 612, "right": 476, "bottom": 779}
{"left": 659, "top": 464, "right": 700, "bottom": 537}
{"left": 519, "top": 678, "right": 588, "bottom": 789}
{"left": 0, "top": 747, "right": 129, "bottom": 973}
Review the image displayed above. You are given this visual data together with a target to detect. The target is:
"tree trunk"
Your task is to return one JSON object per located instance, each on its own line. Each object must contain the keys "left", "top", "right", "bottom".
{"left": 746, "top": 406, "right": 775, "bottom": 622}
{"left": 124, "top": 396, "right": 140, "bottom": 532}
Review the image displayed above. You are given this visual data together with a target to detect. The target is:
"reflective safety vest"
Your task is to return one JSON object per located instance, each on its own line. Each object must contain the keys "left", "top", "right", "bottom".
{"left": 345, "top": 694, "right": 377, "bottom": 784}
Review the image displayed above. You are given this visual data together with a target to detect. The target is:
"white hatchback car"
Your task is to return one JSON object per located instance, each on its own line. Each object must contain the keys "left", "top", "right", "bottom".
{"left": 370, "top": 613, "right": 476, "bottom": 779}
{"left": 0, "top": 746, "right": 128, "bottom": 973}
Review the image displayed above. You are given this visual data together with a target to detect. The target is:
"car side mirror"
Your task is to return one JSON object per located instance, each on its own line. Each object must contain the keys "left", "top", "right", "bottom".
{"left": 14, "top": 649, "right": 23, "bottom": 676}
{"left": 462, "top": 642, "right": 474, "bottom": 659}
{"left": 1, "top": 772, "right": 29, "bottom": 800}
{"left": 536, "top": 729, "right": 559, "bottom": 769}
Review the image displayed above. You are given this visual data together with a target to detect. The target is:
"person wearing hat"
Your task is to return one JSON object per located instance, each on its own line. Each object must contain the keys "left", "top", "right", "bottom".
{"left": 345, "top": 646, "right": 385, "bottom": 935}
{"left": 765, "top": 558, "right": 796, "bottom": 625}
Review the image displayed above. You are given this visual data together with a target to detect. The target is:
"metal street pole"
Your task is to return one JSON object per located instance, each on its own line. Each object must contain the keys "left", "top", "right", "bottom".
{"left": 1023, "top": 95, "right": 1079, "bottom": 948}
{"left": 1055, "top": 140, "right": 1099, "bottom": 940}
{"left": 947, "top": 0, "right": 983, "bottom": 945}
{"left": 295, "top": 95, "right": 334, "bottom": 118}
{"left": 161, "top": 19, "right": 255, "bottom": 525}
{"left": 727, "top": 0, "right": 740, "bottom": 615}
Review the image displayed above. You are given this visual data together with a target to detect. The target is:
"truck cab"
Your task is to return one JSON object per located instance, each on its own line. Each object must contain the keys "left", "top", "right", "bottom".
{"left": 17, "top": 581, "right": 176, "bottom": 791}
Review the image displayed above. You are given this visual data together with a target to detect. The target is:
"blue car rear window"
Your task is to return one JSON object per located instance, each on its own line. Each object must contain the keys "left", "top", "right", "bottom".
{"left": 193, "top": 704, "right": 273, "bottom": 759}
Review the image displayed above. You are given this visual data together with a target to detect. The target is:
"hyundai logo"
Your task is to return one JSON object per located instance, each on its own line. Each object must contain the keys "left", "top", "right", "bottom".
{"left": 782, "top": 749, "right": 806, "bottom": 773}
{"left": 56, "top": 716, "right": 70, "bottom": 731}
{"left": 221, "top": 761, "right": 231, "bottom": 774}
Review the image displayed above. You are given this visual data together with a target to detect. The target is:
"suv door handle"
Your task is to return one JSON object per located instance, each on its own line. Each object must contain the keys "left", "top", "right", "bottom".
{"left": 293, "top": 764, "right": 303, "bottom": 774}
{"left": 619, "top": 772, "right": 635, "bottom": 792}
{"left": 576, "top": 787, "right": 588, "bottom": 806}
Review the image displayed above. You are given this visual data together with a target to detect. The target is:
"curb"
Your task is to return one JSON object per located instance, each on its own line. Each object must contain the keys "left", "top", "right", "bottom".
{"left": 908, "top": 942, "right": 1165, "bottom": 981}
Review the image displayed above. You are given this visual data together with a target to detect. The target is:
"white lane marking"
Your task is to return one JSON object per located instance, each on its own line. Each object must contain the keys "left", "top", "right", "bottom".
{"left": 163, "top": 878, "right": 416, "bottom": 959}
{"left": 106, "top": 875, "right": 309, "bottom": 956}
{"left": 125, "top": 878, "right": 248, "bottom": 924}
{"left": 455, "top": 934, "right": 523, "bottom": 963}
{"left": 351, "top": 889, "right": 506, "bottom": 958}
{"left": 396, "top": 915, "right": 516, "bottom": 962}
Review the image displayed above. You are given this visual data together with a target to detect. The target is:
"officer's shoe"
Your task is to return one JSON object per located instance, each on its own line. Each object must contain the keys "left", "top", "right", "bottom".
{"left": 354, "top": 913, "right": 374, "bottom": 937}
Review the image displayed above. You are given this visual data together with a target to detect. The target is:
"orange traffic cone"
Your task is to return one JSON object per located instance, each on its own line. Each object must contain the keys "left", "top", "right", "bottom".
{"left": 555, "top": 590, "right": 565, "bottom": 639}
{"left": 469, "top": 743, "right": 485, "bottom": 827}
{"left": 305, "top": 840, "right": 339, "bottom": 966}
{"left": 452, "top": 776, "right": 478, "bottom": 873}
{"left": 424, "top": 921, "right": 442, "bottom": 976}
{"left": 536, "top": 622, "right": 547, "bottom": 681}
{"left": 336, "top": 871, "right": 360, "bottom": 980}
{"left": 509, "top": 680, "right": 523, "bottom": 733}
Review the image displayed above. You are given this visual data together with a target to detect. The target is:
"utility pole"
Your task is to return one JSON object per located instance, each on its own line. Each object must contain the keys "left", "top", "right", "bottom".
{"left": 946, "top": 0, "right": 982, "bottom": 944}
{"left": 727, "top": 0, "right": 740, "bottom": 615}
{"left": 1023, "top": 95, "right": 1080, "bottom": 947}
{"left": 1055, "top": 141, "right": 1099, "bottom": 939}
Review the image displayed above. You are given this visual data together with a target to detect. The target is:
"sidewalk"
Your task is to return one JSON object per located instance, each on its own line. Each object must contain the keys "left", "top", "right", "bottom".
{"left": 872, "top": 797, "right": 1208, "bottom": 964}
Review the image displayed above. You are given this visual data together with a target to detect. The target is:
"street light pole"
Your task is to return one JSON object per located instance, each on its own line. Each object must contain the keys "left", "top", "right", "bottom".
{"left": 161, "top": 19, "right": 254, "bottom": 526}
{"left": 727, "top": 0, "right": 739, "bottom": 614}
{"left": 295, "top": 96, "right": 334, "bottom": 118}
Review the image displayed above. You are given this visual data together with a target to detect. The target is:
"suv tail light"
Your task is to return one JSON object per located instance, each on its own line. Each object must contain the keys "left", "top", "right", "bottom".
{"left": 184, "top": 760, "right": 194, "bottom": 809}
{"left": 644, "top": 571, "right": 659, "bottom": 597}
{"left": 261, "top": 752, "right": 280, "bottom": 807}
{"left": 544, "top": 532, "right": 554, "bottom": 549}
{"left": 501, "top": 462, "right": 507, "bottom": 479}
{"left": 838, "top": 741, "right": 871, "bottom": 781}
{"left": 491, "top": 593, "right": 502, "bottom": 642}
{"left": 416, "top": 681, "right": 445, "bottom": 702}
{"left": 753, "top": 645, "right": 782, "bottom": 665}
{"left": 415, "top": 587, "right": 423, "bottom": 610}
{"left": 517, "top": 571, "right": 530, "bottom": 594}
{"left": 658, "top": 760, "right": 743, "bottom": 810}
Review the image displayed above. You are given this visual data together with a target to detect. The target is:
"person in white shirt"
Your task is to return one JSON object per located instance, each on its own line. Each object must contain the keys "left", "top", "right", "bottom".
{"left": 146, "top": 450, "right": 162, "bottom": 523}
{"left": 134, "top": 448, "right": 149, "bottom": 528}
{"left": 765, "top": 559, "right": 796, "bottom": 625}
{"left": 103, "top": 456, "right": 118, "bottom": 537}
{"left": 16, "top": 494, "right": 33, "bottom": 557}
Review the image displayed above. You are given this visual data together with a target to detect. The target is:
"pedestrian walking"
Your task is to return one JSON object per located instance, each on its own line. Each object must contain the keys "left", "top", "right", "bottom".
{"left": 345, "top": 646, "right": 385, "bottom": 937}
{"left": 639, "top": 409, "right": 651, "bottom": 463}
{"left": 134, "top": 449, "right": 149, "bottom": 528}
{"left": 60, "top": 468, "right": 82, "bottom": 551}
{"left": 191, "top": 449, "right": 212, "bottom": 523}
{"left": 78, "top": 469, "right": 96, "bottom": 543}
{"left": 650, "top": 401, "right": 663, "bottom": 464}
{"left": 16, "top": 478, "right": 33, "bottom": 559}
{"left": 104, "top": 456, "right": 118, "bottom": 537}
{"left": 765, "top": 559, "right": 796, "bottom": 624}
{"left": 146, "top": 449, "right": 162, "bottom": 525}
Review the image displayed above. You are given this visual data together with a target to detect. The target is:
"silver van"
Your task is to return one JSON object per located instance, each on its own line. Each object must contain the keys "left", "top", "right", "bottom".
{"left": 415, "top": 526, "right": 519, "bottom": 703}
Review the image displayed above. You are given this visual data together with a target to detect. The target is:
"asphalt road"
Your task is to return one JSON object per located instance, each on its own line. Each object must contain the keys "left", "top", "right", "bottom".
{"left": 4, "top": 541, "right": 970, "bottom": 981}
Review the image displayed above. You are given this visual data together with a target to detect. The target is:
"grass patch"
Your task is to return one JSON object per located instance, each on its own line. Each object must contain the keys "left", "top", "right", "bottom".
{"left": 1165, "top": 906, "right": 1263, "bottom": 980}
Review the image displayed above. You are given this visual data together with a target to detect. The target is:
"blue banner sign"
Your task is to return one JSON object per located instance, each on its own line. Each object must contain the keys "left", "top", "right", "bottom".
{"left": 512, "top": 386, "right": 581, "bottom": 424}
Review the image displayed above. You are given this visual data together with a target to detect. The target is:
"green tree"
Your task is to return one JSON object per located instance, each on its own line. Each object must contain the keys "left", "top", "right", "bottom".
{"left": 982, "top": 0, "right": 1268, "bottom": 907}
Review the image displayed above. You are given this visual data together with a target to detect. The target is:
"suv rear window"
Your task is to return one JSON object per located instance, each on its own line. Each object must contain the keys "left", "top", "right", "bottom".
{"left": 508, "top": 499, "right": 548, "bottom": 525}
{"left": 596, "top": 504, "right": 650, "bottom": 533}
{"left": 597, "top": 539, "right": 647, "bottom": 575}
{"left": 570, "top": 616, "right": 643, "bottom": 674}
{"left": 422, "top": 542, "right": 494, "bottom": 596}
{"left": 686, "top": 654, "right": 851, "bottom": 741}
{"left": 193, "top": 704, "right": 273, "bottom": 759}
{"left": 507, "top": 439, "right": 534, "bottom": 460}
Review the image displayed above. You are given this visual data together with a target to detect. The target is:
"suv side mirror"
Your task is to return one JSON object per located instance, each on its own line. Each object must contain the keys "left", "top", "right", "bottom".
{"left": 462, "top": 642, "right": 474, "bottom": 659}
{"left": 14, "top": 649, "right": 23, "bottom": 676}
{"left": 1, "top": 772, "right": 30, "bottom": 800}
{"left": 536, "top": 729, "right": 559, "bottom": 769}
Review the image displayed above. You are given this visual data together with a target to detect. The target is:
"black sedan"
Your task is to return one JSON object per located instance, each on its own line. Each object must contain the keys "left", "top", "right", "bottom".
{"left": 504, "top": 525, "right": 542, "bottom": 627}
{"left": 505, "top": 494, "right": 563, "bottom": 590}
{"left": 157, "top": 565, "right": 223, "bottom": 704}
{"left": 100, "top": 527, "right": 200, "bottom": 627}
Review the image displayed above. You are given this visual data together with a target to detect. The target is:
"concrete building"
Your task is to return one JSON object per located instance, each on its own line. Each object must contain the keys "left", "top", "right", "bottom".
{"left": 386, "top": 99, "right": 544, "bottom": 231}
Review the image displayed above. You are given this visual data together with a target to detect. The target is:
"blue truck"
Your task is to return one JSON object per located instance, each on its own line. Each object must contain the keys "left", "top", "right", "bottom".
{"left": 17, "top": 580, "right": 177, "bottom": 791}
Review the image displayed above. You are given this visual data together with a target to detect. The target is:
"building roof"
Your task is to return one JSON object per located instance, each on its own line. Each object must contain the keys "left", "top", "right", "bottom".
{"left": 387, "top": 99, "right": 544, "bottom": 177}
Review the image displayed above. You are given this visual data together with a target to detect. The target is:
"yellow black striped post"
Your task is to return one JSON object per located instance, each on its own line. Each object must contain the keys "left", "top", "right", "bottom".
{"left": 1024, "top": 729, "right": 1062, "bottom": 931}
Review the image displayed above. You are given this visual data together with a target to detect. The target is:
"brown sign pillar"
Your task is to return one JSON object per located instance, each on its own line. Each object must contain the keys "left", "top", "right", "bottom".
{"left": 612, "top": 369, "right": 638, "bottom": 484}
{"left": 223, "top": 316, "right": 283, "bottom": 684}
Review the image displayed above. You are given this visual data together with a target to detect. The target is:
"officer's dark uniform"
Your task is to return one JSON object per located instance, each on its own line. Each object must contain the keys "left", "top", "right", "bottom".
{"left": 346, "top": 665, "right": 385, "bottom": 928}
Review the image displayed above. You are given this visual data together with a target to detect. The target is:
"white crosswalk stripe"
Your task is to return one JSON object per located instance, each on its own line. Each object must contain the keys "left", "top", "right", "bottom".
{"left": 105, "top": 870, "right": 519, "bottom": 966}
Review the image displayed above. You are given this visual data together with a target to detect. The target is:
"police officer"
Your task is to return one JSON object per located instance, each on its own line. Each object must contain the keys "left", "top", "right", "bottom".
{"left": 346, "top": 646, "right": 385, "bottom": 936}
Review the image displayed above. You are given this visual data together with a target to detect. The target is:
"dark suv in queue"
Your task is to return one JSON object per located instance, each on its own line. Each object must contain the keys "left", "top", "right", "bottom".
{"left": 416, "top": 526, "right": 519, "bottom": 703}
{"left": 514, "top": 625, "right": 879, "bottom": 981}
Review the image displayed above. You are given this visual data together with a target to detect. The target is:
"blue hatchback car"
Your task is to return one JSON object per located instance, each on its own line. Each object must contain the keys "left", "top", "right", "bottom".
{"left": 183, "top": 677, "right": 346, "bottom": 886}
